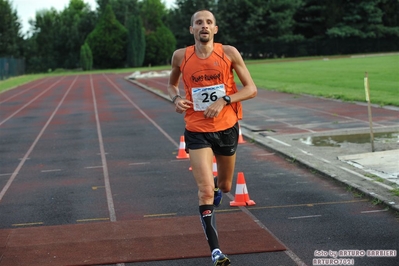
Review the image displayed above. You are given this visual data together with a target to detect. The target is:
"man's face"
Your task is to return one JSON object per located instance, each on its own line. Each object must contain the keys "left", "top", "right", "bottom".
{"left": 190, "top": 11, "right": 218, "bottom": 43}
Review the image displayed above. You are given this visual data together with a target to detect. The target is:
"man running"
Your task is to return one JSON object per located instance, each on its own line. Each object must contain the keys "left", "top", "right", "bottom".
{"left": 167, "top": 9, "right": 257, "bottom": 266}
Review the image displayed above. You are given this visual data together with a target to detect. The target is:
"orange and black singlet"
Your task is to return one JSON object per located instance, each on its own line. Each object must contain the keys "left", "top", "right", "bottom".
{"left": 180, "top": 43, "right": 242, "bottom": 132}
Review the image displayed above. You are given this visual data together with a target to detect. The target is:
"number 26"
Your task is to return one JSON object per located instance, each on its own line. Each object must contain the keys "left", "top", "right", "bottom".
{"left": 201, "top": 92, "right": 218, "bottom": 103}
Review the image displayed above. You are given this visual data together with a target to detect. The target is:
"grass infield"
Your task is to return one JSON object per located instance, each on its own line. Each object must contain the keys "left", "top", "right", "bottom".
{"left": 1, "top": 54, "right": 398, "bottom": 106}
{"left": 245, "top": 53, "right": 398, "bottom": 107}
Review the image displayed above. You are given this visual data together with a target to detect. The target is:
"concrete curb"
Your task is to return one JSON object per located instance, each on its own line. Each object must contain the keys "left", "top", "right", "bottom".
{"left": 239, "top": 124, "right": 399, "bottom": 213}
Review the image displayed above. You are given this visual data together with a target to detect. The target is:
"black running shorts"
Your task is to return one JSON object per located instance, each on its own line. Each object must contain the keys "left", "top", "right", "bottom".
{"left": 184, "top": 122, "right": 239, "bottom": 156}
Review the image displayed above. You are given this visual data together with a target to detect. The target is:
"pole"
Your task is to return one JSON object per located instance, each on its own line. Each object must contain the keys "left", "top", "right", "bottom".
{"left": 364, "top": 72, "right": 375, "bottom": 152}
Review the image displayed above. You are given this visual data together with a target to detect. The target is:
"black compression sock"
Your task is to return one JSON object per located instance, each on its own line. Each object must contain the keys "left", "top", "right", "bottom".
{"left": 199, "top": 204, "right": 219, "bottom": 251}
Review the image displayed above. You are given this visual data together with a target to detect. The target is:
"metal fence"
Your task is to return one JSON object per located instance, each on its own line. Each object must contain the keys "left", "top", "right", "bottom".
{"left": 0, "top": 57, "right": 25, "bottom": 80}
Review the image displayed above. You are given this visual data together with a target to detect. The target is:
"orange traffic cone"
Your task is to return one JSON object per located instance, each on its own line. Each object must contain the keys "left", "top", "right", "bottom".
{"left": 238, "top": 124, "right": 246, "bottom": 144}
{"left": 212, "top": 156, "right": 218, "bottom": 176}
{"left": 176, "top": 136, "right": 189, "bottom": 159}
{"left": 230, "top": 172, "right": 256, "bottom": 206}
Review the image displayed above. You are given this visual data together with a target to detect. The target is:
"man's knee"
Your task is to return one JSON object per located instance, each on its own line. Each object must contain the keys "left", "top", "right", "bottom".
{"left": 198, "top": 185, "right": 214, "bottom": 201}
{"left": 219, "top": 181, "right": 232, "bottom": 193}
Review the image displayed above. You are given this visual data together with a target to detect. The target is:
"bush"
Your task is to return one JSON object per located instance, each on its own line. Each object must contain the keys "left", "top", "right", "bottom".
{"left": 80, "top": 42, "right": 93, "bottom": 71}
{"left": 85, "top": 4, "right": 127, "bottom": 69}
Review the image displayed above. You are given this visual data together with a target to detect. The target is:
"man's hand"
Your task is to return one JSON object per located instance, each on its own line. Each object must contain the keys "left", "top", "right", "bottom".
{"left": 175, "top": 98, "right": 192, "bottom": 114}
{"left": 203, "top": 98, "right": 226, "bottom": 118}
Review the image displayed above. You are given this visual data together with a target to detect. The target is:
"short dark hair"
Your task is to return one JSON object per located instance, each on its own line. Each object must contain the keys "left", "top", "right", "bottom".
{"left": 190, "top": 10, "right": 216, "bottom": 26}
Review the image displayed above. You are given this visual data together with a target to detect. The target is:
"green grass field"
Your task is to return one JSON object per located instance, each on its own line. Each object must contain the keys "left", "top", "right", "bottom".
{"left": 245, "top": 54, "right": 399, "bottom": 106}
{"left": 1, "top": 54, "right": 398, "bottom": 106}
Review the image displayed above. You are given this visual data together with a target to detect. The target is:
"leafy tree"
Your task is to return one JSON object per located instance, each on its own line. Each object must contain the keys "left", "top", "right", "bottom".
{"left": 326, "top": 0, "right": 386, "bottom": 38}
{"left": 140, "top": 0, "right": 176, "bottom": 65}
{"left": 144, "top": 25, "right": 176, "bottom": 66}
{"left": 139, "top": 0, "right": 166, "bottom": 32}
{"left": 294, "top": 0, "right": 355, "bottom": 41}
{"left": 216, "top": 0, "right": 259, "bottom": 49}
{"left": 109, "top": 0, "right": 139, "bottom": 27}
{"left": 80, "top": 42, "right": 93, "bottom": 70}
{"left": 86, "top": 4, "right": 127, "bottom": 69}
{"left": 257, "top": 0, "right": 303, "bottom": 42}
{"left": 126, "top": 15, "right": 145, "bottom": 67}
{"left": 96, "top": 0, "right": 110, "bottom": 14}
{"left": 0, "top": 0, "right": 23, "bottom": 57}
{"left": 218, "top": 0, "right": 303, "bottom": 58}
{"left": 25, "top": 0, "right": 96, "bottom": 72}
{"left": 379, "top": 0, "right": 399, "bottom": 37}
{"left": 30, "top": 8, "right": 59, "bottom": 71}
{"left": 55, "top": 0, "right": 97, "bottom": 69}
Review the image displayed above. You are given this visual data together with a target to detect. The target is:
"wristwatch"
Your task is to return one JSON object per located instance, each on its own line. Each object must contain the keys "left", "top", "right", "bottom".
{"left": 222, "top": 95, "right": 231, "bottom": 105}
{"left": 172, "top": 95, "right": 181, "bottom": 103}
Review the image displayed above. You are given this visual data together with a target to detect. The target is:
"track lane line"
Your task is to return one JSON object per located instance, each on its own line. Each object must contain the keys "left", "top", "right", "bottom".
{"left": 288, "top": 215, "right": 322, "bottom": 219}
{"left": 0, "top": 78, "right": 49, "bottom": 104}
{"left": 0, "top": 76, "right": 78, "bottom": 202}
{"left": 103, "top": 74, "right": 179, "bottom": 147}
{"left": 124, "top": 75, "right": 307, "bottom": 265}
{"left": 0, "top": 76, "right": 66, "bottom": 126}
{"left": 12, "top": 222, "right": 44, "bottom": 227}
{"left": 226, "top": 192, "right": 308, "bottom": 266}
{"left": 255, "top": 95, "right": 386, "bottom": 127}
{"left": 90, "top": 74, "right": 117, "bottom": 222}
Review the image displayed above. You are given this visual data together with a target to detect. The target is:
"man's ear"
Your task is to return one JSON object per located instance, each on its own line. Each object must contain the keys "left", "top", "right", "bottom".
{"left": 189, "top": 26, "right": 193, "bottom": 34}
{"left": 215, "top": 26, "right": 218, "bottom": 34}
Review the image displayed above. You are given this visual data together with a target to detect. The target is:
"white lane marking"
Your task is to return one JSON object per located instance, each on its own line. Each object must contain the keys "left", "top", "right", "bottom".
{"left": 129, "top": 162, "right": 150, "bottom": 165}
{"left": 228, "top": 193, "right": 308, "bottom": 266}
{"left": 266, "top": 136, "right": 291, "bottom": 146}
{"left": 0, "top": 78, "right": 48, "bottom": 104}
{"left": 257, "top": 153, "right": 275, "bottom": 156}
{"left": 103, "top": 74, "right": 179, "bottom": 148}
{"left": 12, "top": 222, "right": 44, "bottom": 227}
{"left": 85, "top": 166, "right": 103, "bottom": 169}
{"left": 258, "top": 96, "right": 385, "bottom": 127}
{"left": 340, "top": 166, "right": 394, "bottom": 190}
{"left": 41, "top": 169, "right": 61, "bottom": 173}
{"left": 361, "top": 209, "right": 388, "bottom": 214}
{"left": 90, "top": 74, "right": 117, "bottom": 222}
{"left": 0, "top": 77, "right": 66, "bottom": 126}
{"left": 0, "top": 76, "right": 77, "bottom": 202}
{"left": 288, "top": 215, "right": 322, "bottom": 219}
{"left": 0, "top": 173, "right": 12, "bottom": 176}
{"left": 299, "top": 149, "right": 313, "bottom": 155}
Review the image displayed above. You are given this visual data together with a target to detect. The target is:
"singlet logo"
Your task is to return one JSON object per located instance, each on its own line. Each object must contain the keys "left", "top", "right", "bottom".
{"left": 191, "top": 69, "right": 222, "bottom": 84}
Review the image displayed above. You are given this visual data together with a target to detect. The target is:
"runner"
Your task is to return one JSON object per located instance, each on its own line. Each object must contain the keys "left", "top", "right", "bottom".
{"left": 167, "top": 9, "right": 257, "bottom": 266}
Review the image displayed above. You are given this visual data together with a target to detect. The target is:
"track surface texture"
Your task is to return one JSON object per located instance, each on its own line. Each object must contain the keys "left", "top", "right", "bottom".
{"left": 0, "top": 73, "right": 398, "bottom": 266}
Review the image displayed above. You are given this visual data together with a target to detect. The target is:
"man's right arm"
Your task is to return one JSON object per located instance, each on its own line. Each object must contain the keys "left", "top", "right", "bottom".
{"left": 168, "top": 49, "right": 184, "bottom": 101}
{"left": 168, "top": 49, "right": 192, "bottom": 114}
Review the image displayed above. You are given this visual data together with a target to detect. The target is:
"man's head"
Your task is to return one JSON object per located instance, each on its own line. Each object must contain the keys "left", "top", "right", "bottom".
{"left": 190, "top": 10, "right": 218, "bottom": 44}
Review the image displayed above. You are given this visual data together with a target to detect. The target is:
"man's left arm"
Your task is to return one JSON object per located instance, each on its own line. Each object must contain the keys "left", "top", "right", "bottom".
{"left": 204, "top": 46, "right": 257, "bottom": 118}
{"left": 224, "top": 45, "right": 257, "bottom": 104}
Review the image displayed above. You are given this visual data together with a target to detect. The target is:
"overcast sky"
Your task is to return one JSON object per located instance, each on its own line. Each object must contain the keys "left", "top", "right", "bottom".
{"left": 11, "top": 0, "right": 176, "bottom": 35}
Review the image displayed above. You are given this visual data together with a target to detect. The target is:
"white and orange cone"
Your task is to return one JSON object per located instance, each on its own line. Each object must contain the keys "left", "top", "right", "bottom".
{"left": 176, "top": 136, "right": 189, "bottom": 159}
{"left": 230, "top": 172, "right": 256, "bottom": 206}
{"left": 238, "top": 124, "right": 246, "bottom": 144}
{"left": 212, "top": 156, "right": 218, "bottom": 176}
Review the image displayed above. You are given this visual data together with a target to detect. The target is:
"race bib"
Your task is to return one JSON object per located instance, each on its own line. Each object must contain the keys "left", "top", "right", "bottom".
{"left": 191, "top": 84, "right": 226, "bottom": 111}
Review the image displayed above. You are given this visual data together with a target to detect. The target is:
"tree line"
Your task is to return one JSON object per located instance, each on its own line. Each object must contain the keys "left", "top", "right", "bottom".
{"left": 1, "top": 0, "right": 398, "bottom": 73}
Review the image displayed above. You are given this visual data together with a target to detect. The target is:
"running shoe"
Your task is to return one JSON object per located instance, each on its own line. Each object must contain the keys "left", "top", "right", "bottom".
{"left": 212, "top": 249, "right": 231, "bottom": 266}
{"left": 213, "top": 177, "right": 222, "bottom": 207}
